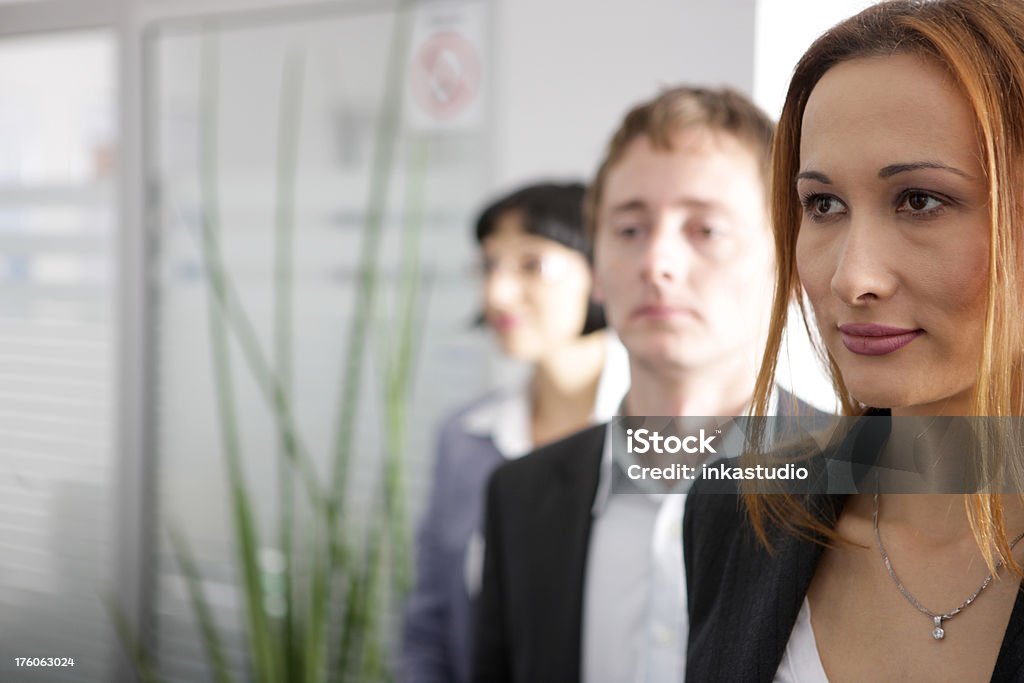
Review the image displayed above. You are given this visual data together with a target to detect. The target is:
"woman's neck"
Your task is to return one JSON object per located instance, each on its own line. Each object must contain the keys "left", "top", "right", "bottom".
{"left": 889, "top": 391, "right": 967, "bottom": 418}
{"left": 529, "top": 331, "right": 608, "bottom": 447}
{"left": 872, "top": 494, "right": 976, "bottom": 545}
{"left": 860, "top": 493, "right": 1024, "bottom": 551}
{"left": 880, "top": 395, "right": 979, "bottom": 493}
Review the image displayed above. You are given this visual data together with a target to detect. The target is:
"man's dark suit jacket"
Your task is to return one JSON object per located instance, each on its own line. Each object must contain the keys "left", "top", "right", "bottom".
{"left": 683, "top": 466, "right": 1024, "bottom": 682}
{"left": 472, "top": 391, "right": 825, "bottom": 683}
{"left": 473, "top": 423, "right": 605, "bottom": 683}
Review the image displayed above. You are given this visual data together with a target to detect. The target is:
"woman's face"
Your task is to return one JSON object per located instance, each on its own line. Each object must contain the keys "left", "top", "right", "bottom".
{"left": 795, "top": 53, "right": 990, "bottom": 414}
{"left": 480, "top": 210, "right": 593, "bottom": 360}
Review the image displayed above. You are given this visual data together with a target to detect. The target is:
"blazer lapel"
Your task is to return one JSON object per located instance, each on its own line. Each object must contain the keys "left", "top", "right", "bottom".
{"left": 747, "top": 494, "right": 843, "bottom": 683}
{"left": 748, "top": 447, "right": 849, "bottom": 681}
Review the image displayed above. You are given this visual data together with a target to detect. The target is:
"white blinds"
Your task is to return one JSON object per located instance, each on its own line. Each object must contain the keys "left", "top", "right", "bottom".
{"left": 0, "top": 31, "right": 117, "bottom": 683}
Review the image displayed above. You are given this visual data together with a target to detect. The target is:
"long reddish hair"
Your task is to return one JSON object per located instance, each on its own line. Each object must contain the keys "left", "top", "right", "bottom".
{"left": 749, "top": 0, "right": 1024, "bottom": 571}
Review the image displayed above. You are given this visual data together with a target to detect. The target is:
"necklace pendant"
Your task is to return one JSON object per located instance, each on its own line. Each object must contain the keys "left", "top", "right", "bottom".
{"left": 932, "top": 616, "right": 945, "bottom": 641}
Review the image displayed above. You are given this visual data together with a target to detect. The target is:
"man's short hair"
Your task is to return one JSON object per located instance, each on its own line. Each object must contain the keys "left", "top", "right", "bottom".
{"left": 584, "top": 86, "right": 775, "bottom": 239}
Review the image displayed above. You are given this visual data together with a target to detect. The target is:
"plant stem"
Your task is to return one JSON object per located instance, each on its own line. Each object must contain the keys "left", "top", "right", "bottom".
{"left": 106, "top": 594, "right": 168, "bottom": 683}
{"left": 169, "top": 529, "right": 238, "bottom": 683}
{"left": 325, "top": 4, "right": 415, "bottom": 678}
{"left": 273, "top": 41, "right": 306, "bottom": 679}
{"left": 382, "top": 134, "right": 431, "bottom": 595}
{"left": 328, "top": 0, "right": 415, "bottom": 513}
{"left": 199, "top": 28, "right": 282, "bottom": 683}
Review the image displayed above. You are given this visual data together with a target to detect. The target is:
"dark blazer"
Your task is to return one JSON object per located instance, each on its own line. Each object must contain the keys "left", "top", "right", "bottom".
{"left": 683, "top": 479, "right": 1024, "bottom": 682}
{"left": 473, "top": 390, "right": 826, "bottom": 683}
{"left": 473, "top": 423, "right": 605, "bottom": 683}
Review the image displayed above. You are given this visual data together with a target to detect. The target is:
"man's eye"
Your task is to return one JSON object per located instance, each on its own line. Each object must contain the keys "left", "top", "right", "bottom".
{"left": 693, "top": 225, "right": 720, "bottom": 239}
{"left": 616, "top": 226, "right": 641, "bottom": 238}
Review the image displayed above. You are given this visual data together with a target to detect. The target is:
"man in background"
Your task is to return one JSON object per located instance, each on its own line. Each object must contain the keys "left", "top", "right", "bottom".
{"left": 473, "top": 86, "right": 820, "bottom": 683}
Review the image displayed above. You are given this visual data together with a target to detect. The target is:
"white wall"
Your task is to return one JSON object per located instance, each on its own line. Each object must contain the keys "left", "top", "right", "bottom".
{"left": 491, "top": 0, "right": 757, "bottom": 189}
{"left": 754, "top": 0, "right": 878, "bottom": 118}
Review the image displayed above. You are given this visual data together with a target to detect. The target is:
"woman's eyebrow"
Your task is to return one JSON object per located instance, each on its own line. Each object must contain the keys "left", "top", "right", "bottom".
{"left": 794, "top": 162, "right": 974, "bottom": 186}
{"left": 877, "top": 161, "right": 973, "bottom": 179}
{"left": 794, "top": 170, "right": 830, "bottom": 185}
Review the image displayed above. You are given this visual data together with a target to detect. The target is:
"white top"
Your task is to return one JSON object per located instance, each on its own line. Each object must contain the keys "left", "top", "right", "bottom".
{"left": 774, "top": 598, "right": 830, "bottom": 683}
{"left": 460, "top": 333, "right": 630, "bottom": 596}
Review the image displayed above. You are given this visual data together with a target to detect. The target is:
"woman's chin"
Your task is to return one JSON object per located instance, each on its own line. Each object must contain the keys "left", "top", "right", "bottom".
{"left": 495, "top": 332, "right": 583, "bottom": 363}
{"left": 494, "top": 334, "right": 536, "bottom": 361}
{"left": 842, "top": 377, "right": 912, "bottom": 411}
{"left": 845, "top": 385, "right": 947, "bottom": 412}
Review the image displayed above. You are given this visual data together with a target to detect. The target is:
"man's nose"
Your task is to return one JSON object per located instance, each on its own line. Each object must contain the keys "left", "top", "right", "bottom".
{"left": 640, "top": 223, "right": 689, "bottom": 284}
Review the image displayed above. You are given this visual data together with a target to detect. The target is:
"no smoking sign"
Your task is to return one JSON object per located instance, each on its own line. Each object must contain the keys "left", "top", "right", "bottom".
{"left": 411, "top": 30, "right": 481, "bottom": 122}
{"left": 407, "top": 4, "right": 486, "bottom": 130}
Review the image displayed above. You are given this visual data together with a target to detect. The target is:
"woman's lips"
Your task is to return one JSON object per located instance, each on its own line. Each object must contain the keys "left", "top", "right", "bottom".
{"left": 838, "top": 323, "right": 924, "bottom": 356}
{"left": 488, "top": 314, "right": 519, "bottom": 332}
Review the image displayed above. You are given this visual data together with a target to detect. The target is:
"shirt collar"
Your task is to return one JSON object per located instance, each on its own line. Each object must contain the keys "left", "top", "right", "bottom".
{"left": 461, "top": 383, "right": 533, "bottom": 459}
{"left": 593, "top": 421, "right": 618, "bottom": 515}
{"left": 591, "top": 387, "right": 784, "bottom": 516}
{"left": 592, "top": 418, "right": 680, "bottom": 516}
{"left": 593, "top": 332, "right": 630, "bottom": 421}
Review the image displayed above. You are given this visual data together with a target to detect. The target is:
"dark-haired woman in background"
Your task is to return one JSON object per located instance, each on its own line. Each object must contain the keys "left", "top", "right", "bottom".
{"left": 402, "top": 182, "right": 628, "bottom": 683}
{"left": 685, "top": 1, "right": 1024, "bottom": 681}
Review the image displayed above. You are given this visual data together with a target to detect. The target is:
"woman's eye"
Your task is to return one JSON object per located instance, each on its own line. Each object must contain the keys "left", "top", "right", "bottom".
{"left": 814, "top": 195, "right": 842, "bottom": 215}
{"left": 897, "top": 191, "right": 944, "bottom": 215}
{"left": 520, "top": 256, "right": 543, "bottom": 274}
{"left": 800, "top": 192, "right": 847, "bottom": 220}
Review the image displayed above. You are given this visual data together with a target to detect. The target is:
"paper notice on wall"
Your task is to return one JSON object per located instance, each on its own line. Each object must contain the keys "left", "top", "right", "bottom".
{"left": 406, "top": 1, "right": 486, "bottom": 131}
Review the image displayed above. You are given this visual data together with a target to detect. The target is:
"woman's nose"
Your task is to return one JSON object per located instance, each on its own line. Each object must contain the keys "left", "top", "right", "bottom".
{"left": 830, "top": 220, "right": 898, "bottom": 305}
{"left": 483, "top": 268, "right": 523, "bottom": 308}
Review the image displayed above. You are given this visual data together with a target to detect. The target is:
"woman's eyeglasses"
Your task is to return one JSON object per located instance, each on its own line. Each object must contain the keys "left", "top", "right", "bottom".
{"left": 474, "top": 252, "right": 573, "bottom": 282}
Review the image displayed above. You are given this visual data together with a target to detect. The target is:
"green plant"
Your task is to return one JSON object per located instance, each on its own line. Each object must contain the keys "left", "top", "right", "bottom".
{"left": 115, "top": 3, "right": 427, "bottom": 681}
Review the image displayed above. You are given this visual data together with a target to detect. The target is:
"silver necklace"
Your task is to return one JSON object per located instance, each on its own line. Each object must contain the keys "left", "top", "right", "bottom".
{"left": 872, "top": 493, "right": 1024, "bottom": 641}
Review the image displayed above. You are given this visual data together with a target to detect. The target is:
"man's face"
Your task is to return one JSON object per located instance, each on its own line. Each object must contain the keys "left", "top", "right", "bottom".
{"left": 592, "top": 128, "right": 775, "bottom": 376}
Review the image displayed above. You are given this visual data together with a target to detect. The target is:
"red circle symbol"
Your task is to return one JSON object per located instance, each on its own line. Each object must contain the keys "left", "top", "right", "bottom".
{"left": 410, "top": 29, "right": 482, "bottom": 122}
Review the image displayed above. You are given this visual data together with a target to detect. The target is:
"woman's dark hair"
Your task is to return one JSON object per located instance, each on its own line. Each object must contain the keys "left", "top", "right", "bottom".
{"left": 474, "top": 181, "right": 606, "bottom": 334}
